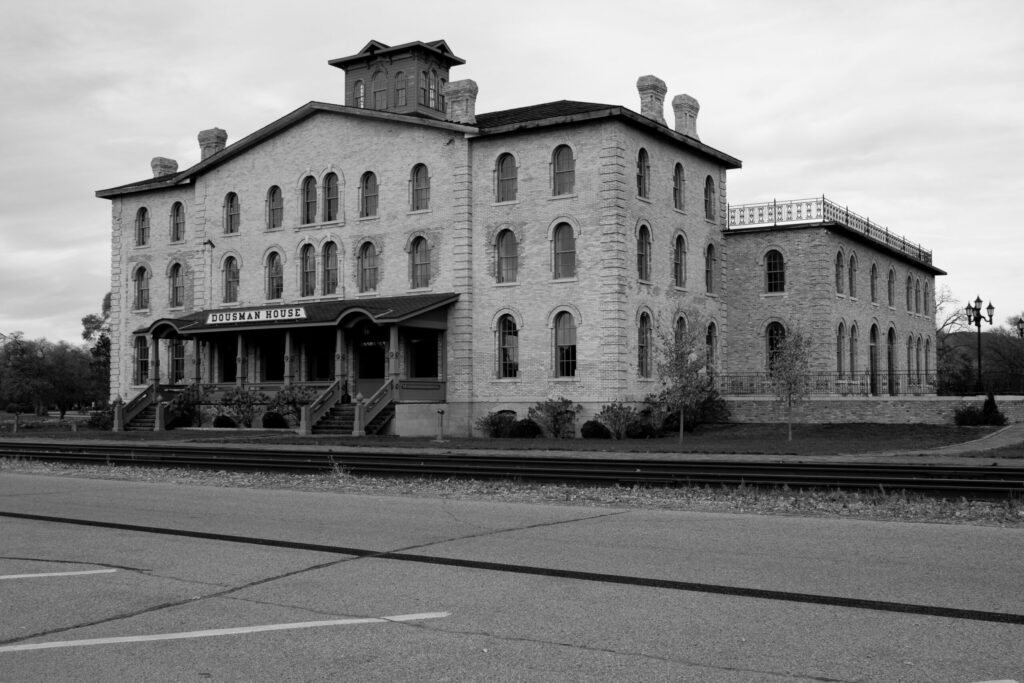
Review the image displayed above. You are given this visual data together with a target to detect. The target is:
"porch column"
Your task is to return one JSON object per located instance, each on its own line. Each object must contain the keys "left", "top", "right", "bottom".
{"left": 284, "top": 331, "right": 294, "bottom": 386}
{"left": 388, "top": 324, "right": 400, "bottom": 387}
{"left": 192, "top": 340, "right": 202, "bottom": 384}
{"left": 335, "top": 327, "right": 346, "bottom": 385}
{"left": 235, "top": 334, "right": 244, "bottom": 387}
{"left": 149, "top": 334, "right": 160, "bottom": 387}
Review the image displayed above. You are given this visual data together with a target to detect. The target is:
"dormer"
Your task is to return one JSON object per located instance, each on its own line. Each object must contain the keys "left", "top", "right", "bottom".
{"left": 328, "top": 39, "right": 466, "bottom": 120}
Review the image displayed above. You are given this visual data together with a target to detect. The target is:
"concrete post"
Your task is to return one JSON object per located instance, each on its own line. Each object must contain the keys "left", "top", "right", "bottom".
{"left": 113, "top": 403, "right": 124, "bottom": 431}
{"left": 154, "top": 402, "right": 167, "bottom": 431}
{"left": 298, "top": 405, "right": 311, "bottom": 435}
{"left": 352, "top": 394, "right": 365, "bottom": 436}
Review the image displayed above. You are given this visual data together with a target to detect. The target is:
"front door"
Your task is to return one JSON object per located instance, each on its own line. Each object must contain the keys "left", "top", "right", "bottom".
{"left": 354, "top": 322, "right": 387, "bottom": 397}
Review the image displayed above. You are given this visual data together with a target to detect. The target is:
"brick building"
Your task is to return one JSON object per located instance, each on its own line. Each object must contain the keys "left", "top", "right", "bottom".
{"left": 96, "top": 39, "right": 943, "bottom": 435}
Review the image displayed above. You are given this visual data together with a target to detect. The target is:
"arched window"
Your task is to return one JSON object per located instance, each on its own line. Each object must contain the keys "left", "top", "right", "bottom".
{"left": 835, "top": 252, "right": 845, "bottom": 293}
{"left": 837, "top": 323, "right": 846, "bottom": 375}
{"left": 353, "top": 80, "right": 365, "bottom": 108}
{"left": 706, "top": 322, "right": 718, "bottom": 373}
{"left": 133, "top": 267, "right": 150, "bottom": 309}
{"left": 411, "top": 164, "right": 430, "bottom": 211}
{"left": 266, "top": 252, "right": 283, "bottom": 299}
{"left": 360, "top": 172, "right": 378, "bottom": 217}
{"left": 371, "top": 71, "right": 386, "bottom": 109}
{"left": 674, "top": 315, "right": 687, "bottom": 345}
{"left": 497, "top": 229, "right": 518, "bottom": 283}
{"left": 394, "top": 71, "right": 406, "bottom": 107}
{"left": 224, "top": 192, "right": 240, "bottom": 234}
{"left": 766, "top": 249, "right": 785, "bottom": 293}
{"left": 223, "top": 256, "right": 239, "bottom": 303}
{"left": 358, "top": 242, "right": 378, "bottom": 292}
{"left": 133, "top": 336, "right": 149, "bottom": 385}
{"left": 704, "top": 175, "right": 716, "bottom": 220}
{"left": 907, "top": 336, "right": 915, "bottom": 375}
{"left": 673, "top": 163, "right": 685, "bottom": 210}
{"left": 302, "top": 176, "right": 317, "bottom": 225}
{"left": 870, "top": 263, "right": 878, "bottom": 302}
{"left": 636, "top": 148, "right": 650, "bottom": 198}
{"left": 428, "top": 69, "right": 438, "bottom": 108}
{"left": 496, "top": 153, "right": 517, "bottom": 202}
{"left": 767, "top": 322, "right": 786, "bottom": 371}
{"left": 673, "top": 235, "right": 687, "bottom": 287}
{"left": 636, "top": 225, "right": 651, "bottom": 281}
{"left": 322, "top": 242, "right": 338, "bottom": 295}
{"left": 300, "top": 244, "right": 316, "bottom": 297}
{"left": 553, "top": 145, "right": 575, "bottom": 196}
{"left": 914, "top": 278, "right": 921, "bottom": 313}
{"left": 906, "top": 275, "right": 913, "bottom": 310}
{"left": 498, "top": 314, "right": 519, "bottom": 378}
{"left": 924, "top": 283, "right": 931, "bottom": 315}
{"left": 410, "top": 236, "right": 430, "bottom": 288}
{"left": 419, "top": 71, "right": 429, "bottom": 105}
{"left": 135, "top": 207, "right": 150, "bottom": 246}
{"left": 638, "top": 312, "right": 652, "bottom": 378}
{"left": 848, "top": 255, "right": 857, "bottom": 297}
{"left": 887, "top": 269, "right": 896, "bottom": 307}
{"left": 705, "top": 243, "right": 717, "bottom": 293}
{"left": 554, "top": 311, "right": 577, "bottom": 377}
{"left": 170, "top": 338, "right": 185, "bottom": 383}
{"left": 170, "top": 202, "right": 185, "bottom": 242}
{"left": 849, "top": 324, "right": 858, "bottom": 374}
{"left": 267, "top": 186, "right": 283, "bottom": 230}
{"left": 169, "top": 263, "right": 184, "bottom": 307}
{"left": 925, "top": 338, "right": 932, "bottom": 375}
{"left": 323, "top": 173, "right": 339, "bottom": 222}
{"left": 553, "top": 223, "right": 576, "bottom": 279}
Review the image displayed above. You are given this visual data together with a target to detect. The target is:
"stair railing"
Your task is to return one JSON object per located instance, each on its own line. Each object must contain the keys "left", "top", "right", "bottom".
{"left": 360, "top": 379, "right": 394, "bottom": 432}
{"left": 300, "top": 379, "right": 343, "bottom": 435}
{"left": 117, "top": 384, "right": 157, "bottom": 431}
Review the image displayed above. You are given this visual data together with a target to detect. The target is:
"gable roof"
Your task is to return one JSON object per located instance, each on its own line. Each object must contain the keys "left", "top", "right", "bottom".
{"left": 328, "top": 39, "right": 465, "bottom": 70}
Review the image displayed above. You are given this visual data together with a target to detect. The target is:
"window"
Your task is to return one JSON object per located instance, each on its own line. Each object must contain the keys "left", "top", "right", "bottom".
{"left": 848, "top": 255, "right": 857, "bottom": 297}
{"left": 554, "top": 311, "right": 577, "bottom": 377}
{"left": 915, "top": 279, "right": 921, "bottom": 313}
{"left": 498, "top": 314, "right": 519, "bottom": 378}
{"left": 673, "top": 235, "right": 687, "bottom": 287}
{"left": 916, "top": 337, "right": 923, "bottom": 378}
{"left": 638, "top": 312, "right": 652, "bottom": 378}
{"left": 674, "top": 316, "right": 687, "bottom": 345}
{"left": 394, "top": 71, "right": 406, "bottom": 107}
{"left": 767, "top": 322, "right": 786, "bottom": 371}
{"left": 267, "top": 186, "right": 283, "bottom": 230}
{"left": 302, "top": 176, "right": 317, "bottom": 225}
{"left": 353, "top": 80, "right": 365, "bottom": 108}
{"left": 553, "top": 223, "right": 576, "bottom": 279}
{"left": 371, "top": 71, "right": 386, "bottom": 109}
{"left": 906, "top": 275, "right": 913, "bottom": 310}
{"left": 170, "top": 338, "right": 185, "bottom": 384}
{"left": 850, "top": 324, "right": 858, "bottom": 374}
{"left": 925, "top": 338, "right": 931, "bottom": 374}
{"left": 766, "top": 249, "right": 785, "bottom": 293}
{"left": 907, "top": 336, "right": 914, "bottom": 375}
{"left": 496, "top": 153, "right": 517, "bottom": 202}
{"left": 266, "top": 252, "right": 283, "bottom": 299}
{"left": 300, "top": 244, "right": 316, "bottom": 297}
{"left": 553, "top": 145, "right": 575, "bottom": 195}
{"left": 170, "top": 202, "right": 185, "bottom": 242}
{"left": 887, "top": 269, "right": 896, "bottom": 307}
{"left": 410, "top": 236, "right": 430, "bottom": 288}
{"left": 428, "top": 69, "right": 438, "bottom": 108}
{"left": 322, "top": 242, "right": 338, "bottom": 295}
{"left": 360, "top": 172, "right": 378, "bottom": 217}
{"left": 636, "top": 225, "right": 651, "bottom": 281}
{"left": 837, "top": 323, "right": 846, "bottom": 375}
{"left": 133, "top": 267, "right": 150, "bottom": 309}
{"left": 419, "top": 71, "right": 429, "bottom": 106}
{"left": 323, "top": 173, "right": 339, "bottom": 222}
{"left": 705, "top": 243, "right": 717, "bottom": 293}
{"left": 133, "top": 336, "right": 149, "bottom": 385}
{"left": 835, "top": 252, "right": 845, "bottom": 293}
{"left": 870, "top": 263, "right": 878, "bottom": 302}
{"left": 358, "top": 242, "right": 378, "bottom": 292}
{"left": 135, "top": 207, "right": 149, "bottom": 246}
{"left": 224, "top": 256, "right": 239, "bottom": 303}
{"left": 169, "top": 263, "right": 184, "bottom": 307}
{"left": 411, "top": 164, "right": 430, "bottom": 211}
{"left": 224, "top": 192, "right": 240, "bottom": 234}
{"left": 924, "top": 283, "right": 930, "bottom": 315}
{"left": 636, "top": 148, "right": 650, "bottom": 198}
{"left": 673, "top": 163, "right": 684, "bottom": 210}
{"left": 706, "top": 322, "right": 717, "bottom": 372}
{"left": 704, "top": 175, "right": 716, "bottom": 220}
{"left": 497, "top": 229, "right": 518, "bottom": 283}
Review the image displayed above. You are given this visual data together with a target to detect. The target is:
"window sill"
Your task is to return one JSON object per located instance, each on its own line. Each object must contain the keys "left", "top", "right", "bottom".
{"left": 549, "top": 193, "right": 577, "bottom": 201}
{"left": 357, "top": 215, "right": 379, "bottom": 222}
{"left": 132, "top": 244, "right": 150, "bottom": 249}
{"left": 636, "top": 195, "right": 652, "bottom": 204}
{"left": 493, "top": 377, "right": 521, "bottom": 383}
{"left": 551, "top": 376, "right": 580, "bottom": 382}
{"left": 672, "top": 285, "right": 687, "bottom": 292}
{"left": 221, "top": 232, "right": 241, "bottom": 238}
{"left": 169, "top": 240, "right": 185, "bottom": 246}
{"left": 131, "top": 308, "right": 150, "bottom": 314}
{"left": 407, "top": 209, "right": 431, "bottom": 216}
{"left": 549, "top": 277, "right": 578, "bottom": 284}
{"left": 638, "top": 278, "right": 653, "bottom": 287}
{"left": 673, "top": 207, "right": 687, "bottom": 216}
{"left": 494, "top": 281, "right": 520, "bottom": 287}
{"left": 760, "top": 292, "right": 787, "bottom": 299}
{"left": 168, "top": 306, "right": 184, "bottom": 312}
{"left": 407, "top": 286, "right": 432, "bottom": 293}
{"left": 492, "top": 200, "right": 519, "bottom": 207}
{"left": 355, "top": 291, "right": 380, "bottom": 298}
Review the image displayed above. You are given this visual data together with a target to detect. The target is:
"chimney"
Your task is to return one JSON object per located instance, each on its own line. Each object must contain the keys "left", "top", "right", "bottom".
{"left": 151, "top": 157, "right": 178, "bottom": 178}
{"left": 636, "top": 75, "right": 667, "bottom": 126}
{"left": 198, "top": 127, "right": 228, "bottom": 160}
{"left": 672, "top": 94, "right": 700, "bottom": 140}
{"left": 445, "top": 79, "right": 478, "bottom": 124}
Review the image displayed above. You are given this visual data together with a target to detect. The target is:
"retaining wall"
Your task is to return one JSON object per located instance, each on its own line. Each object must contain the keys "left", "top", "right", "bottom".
{"left": 724, "top": 395, "right": 1024, "bottom": 425}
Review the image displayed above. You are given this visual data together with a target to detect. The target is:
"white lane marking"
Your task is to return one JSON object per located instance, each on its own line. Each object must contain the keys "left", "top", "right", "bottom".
{"left": 0, "top": 611, "right": 450, "bottom": 653}
{"left": 0, "top": 569, "right": 118, "bottom": 580}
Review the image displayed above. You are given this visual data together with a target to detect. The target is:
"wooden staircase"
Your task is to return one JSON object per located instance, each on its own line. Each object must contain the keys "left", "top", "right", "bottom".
{"left": 312, "top": 402, "right": 394, "bottom": 435}
{"left": 124, "top": 404, "right": 156, "bottom": 431}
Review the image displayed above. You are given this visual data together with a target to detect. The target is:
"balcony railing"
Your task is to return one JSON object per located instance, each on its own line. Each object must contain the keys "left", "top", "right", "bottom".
{"left": 727, "top": 196, "right": 932, "bottom": 265}
{"left": 715, "top": 371, "right": 938, "bottom": 397}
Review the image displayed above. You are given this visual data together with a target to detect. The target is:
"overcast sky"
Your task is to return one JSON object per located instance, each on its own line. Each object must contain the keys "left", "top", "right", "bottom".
{"left": 2, "top": 0, "right": 1022, "bottom": 344}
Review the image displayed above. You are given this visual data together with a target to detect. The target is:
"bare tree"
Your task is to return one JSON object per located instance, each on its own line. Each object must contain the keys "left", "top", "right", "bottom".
{"left": 655, "top": 310, "right": 713, "bottom": 444}
{"left": 768, "top": 328, "right": 812, "bottom": 442}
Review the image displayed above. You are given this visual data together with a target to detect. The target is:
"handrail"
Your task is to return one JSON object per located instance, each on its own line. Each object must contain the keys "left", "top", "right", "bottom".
{"left": 361, "top": 379, "right": 394, "bottom": 429}
{"left": 307, "top": 379, "right": 343, "bottom": 428}
{"left": 122, "top": 384, "right": 157, "bottom": 425}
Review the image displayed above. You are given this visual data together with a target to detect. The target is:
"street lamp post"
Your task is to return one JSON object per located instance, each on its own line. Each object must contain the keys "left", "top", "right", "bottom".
{"left": 1016, "top": 316, "right": 1024, "bottom": 339}
{"left": 965, "top": 296, "right": 994, "bottom": 393}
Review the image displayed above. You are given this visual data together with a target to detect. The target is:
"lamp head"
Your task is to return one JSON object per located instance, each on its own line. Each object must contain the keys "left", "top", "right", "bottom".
{"left": 986, "top": 302, "right": 995, "bottom": 321}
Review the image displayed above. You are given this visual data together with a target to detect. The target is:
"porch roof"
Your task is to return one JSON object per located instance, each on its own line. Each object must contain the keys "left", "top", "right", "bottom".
{"left": 136, "top": 292, "right": 460, "bottom": 336}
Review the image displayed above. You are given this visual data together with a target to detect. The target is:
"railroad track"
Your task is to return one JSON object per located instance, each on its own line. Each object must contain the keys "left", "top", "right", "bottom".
{"left": 1, "top": 440, "right": 1022, "bottom": 498}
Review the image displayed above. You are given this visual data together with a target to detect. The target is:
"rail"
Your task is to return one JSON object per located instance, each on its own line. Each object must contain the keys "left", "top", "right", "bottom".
{"left": 120, "top": 384, "right": 157, "bottom": 428}
{"left": 307, "top": 379, "right": 344, "bottom": 428}
{"left": 361, "top": 379, "right": 394, "bottom": 430}
{"left": 716, "top": 371, "right": 938, "bottom": 396}
{"left": 727, "top": 196, "right": 932, "bottom": 265}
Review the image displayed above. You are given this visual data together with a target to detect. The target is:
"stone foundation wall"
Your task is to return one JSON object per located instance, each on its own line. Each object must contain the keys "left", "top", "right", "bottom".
{"left": 724, "top": 395, "right": 1024, "bottom": 425}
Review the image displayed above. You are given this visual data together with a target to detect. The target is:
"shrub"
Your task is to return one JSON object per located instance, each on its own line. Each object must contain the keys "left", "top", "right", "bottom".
{"left": 212, "top": 414, "right": 238, "bottom": 428}
{"left": 955, "top": 395, "right": 1007, "bottom": 427}
{"left": 508, "top": 418, "right": 542, "bottom": 439}
{"left": 261, "top": 411, "right": 290, "bottom": 429}
{"left": 528, "top": 397, "right": 582, "bottom": 438}
{"left": 475, "top": 410, "right": 517, "bottom": 438}
{"left": 595, "top": 402, "right": 637, "bottom": 439}
{"left": 86, "top": 408, "right": 113, "bottom": 430}
{"left": 645, "top": 388, "right": 731, "bottom": 434}
{"left": 166, "top": 384, "right": 206, "bottom": 429}
{"left": 982, "top": 391, "right": 1007, "bottom": 426}
{"left": 267, "top": 386, "right": 315, "bottom": 427}
{"left": 625, "top": 420, "right": 658, "bottom": 439}
{"left": 5, "top": 403, "right": 33, "bottom": 415}
{"left": 580, "top": 420, "right": 611, "bottom": 439}
{"left": 218, "top": 386, "right": 269, "bottom": 428}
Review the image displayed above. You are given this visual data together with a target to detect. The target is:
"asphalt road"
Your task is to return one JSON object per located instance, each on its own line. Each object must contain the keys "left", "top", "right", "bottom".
{"left": 1, "top": 472, "right": 1021, "bottom": 682}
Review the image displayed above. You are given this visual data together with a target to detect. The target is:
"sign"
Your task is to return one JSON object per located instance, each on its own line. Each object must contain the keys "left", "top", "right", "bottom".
{"left": 206, "top": 307, "right": 307, "bottom": 325}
